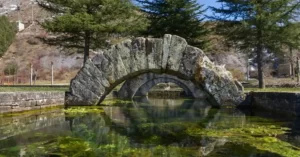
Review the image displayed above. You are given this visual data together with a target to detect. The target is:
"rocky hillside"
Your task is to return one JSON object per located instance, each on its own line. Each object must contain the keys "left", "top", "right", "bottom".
{"left": 0, "top": 0, "right": 83, "bottom": 84}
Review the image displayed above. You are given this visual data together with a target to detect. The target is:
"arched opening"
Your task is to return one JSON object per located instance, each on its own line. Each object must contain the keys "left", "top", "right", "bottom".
{"left": 117, "top": 73, "right": 207, "bottom": 100}
{"left": 134, "top": 78, "right": 195, "bottom": 98}
{"left": 146, "top": 82, "right": 188, "bottom": 99}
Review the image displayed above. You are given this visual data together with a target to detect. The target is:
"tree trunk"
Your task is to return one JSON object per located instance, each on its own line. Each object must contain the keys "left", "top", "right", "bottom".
{"left": 297, "top": 57, "right": 300, "bottom": 84}
{"left": 257, "top": 44, "right": 265, "bottom": 88}
{"left": 256, "top": 1, "right": 265, "bottom": 89}
{"left": 83, "top": 31, "right": 91, "bottom": 64}
{"left": 290, "top": 47, "right": 294, "bottom": 80}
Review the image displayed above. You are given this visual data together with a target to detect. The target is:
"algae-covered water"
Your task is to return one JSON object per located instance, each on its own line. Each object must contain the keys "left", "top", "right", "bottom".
{"left": 0, "top": 98, "right": 300, "bottom": 157}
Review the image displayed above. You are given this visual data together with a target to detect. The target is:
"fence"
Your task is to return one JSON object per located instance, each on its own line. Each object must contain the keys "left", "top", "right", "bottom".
{"left": 0, "top": 62, "right": 68, "bottom": 85}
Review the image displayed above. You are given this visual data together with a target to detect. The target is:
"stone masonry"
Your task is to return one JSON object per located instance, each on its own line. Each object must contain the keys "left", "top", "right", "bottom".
{"left": 66, "top": 34, "right": 244, "bottom": 106}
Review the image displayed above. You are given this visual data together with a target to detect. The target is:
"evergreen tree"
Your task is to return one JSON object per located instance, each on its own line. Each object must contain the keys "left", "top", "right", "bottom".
{"left": 280, "top": 22, "right": 300, "bottom": 79}
{"left": 211, "top": 0, "right": 300, "bottom": 88}
{"left": 37, "top": 0, "right": 148, "bottom": 63}
{"left": 0, "top": 16, "right": 16, "bottom": 57}
{"left": 136, "top": 0, "right": 209, "bottom": 49}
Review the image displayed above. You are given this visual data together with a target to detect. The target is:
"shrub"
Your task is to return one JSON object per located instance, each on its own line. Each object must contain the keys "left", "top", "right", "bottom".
{"left": 229, "top": 68, "right": 245, "bottom": 81}
{"left": 4, "top": 62, "right": 18, "bottom": 75}
{"left": 0, "top": 16, "right": 17, "bottom": 57}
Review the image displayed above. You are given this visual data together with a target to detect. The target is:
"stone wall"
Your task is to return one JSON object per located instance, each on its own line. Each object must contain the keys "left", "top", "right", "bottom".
{"left": 243, "top": 92, "right": 300, "bottom": 117}
{"left": 0, "top": 92, "right": 65, "bottom": 113}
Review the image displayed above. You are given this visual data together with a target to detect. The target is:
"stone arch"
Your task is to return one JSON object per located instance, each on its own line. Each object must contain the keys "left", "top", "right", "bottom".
{"left": 117, "top": 73, "right": 207, "bottom": 99}
{"left": 65, "top": 34, "right": 243, "bottom": 106}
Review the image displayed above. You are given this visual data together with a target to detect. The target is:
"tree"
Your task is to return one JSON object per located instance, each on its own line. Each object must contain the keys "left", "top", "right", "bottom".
{"left": 37, "top": 0, "right": 148, "bottom": 63}
{"left": 136, "top": 0, "right": 209, "bottom": 49}
{"left": 0, "top": 16, "right": 16, "bottom": 57}
{"left": 211, "top": 0, "right": 300, "bottom": 88}
{"left": 280, "top": 22, "right": 300, "bottom": 80}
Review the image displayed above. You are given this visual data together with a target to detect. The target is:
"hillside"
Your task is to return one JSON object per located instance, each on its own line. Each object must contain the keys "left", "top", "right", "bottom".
{"left": 0, "top": 0, "right": 83, "bottom": 84}
{"left": 0, "top": 0, "right": 249, "bottom": 84}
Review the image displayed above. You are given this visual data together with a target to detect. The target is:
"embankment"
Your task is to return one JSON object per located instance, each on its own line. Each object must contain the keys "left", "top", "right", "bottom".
{"left": 0, "top": 91, "right": 64, "bottom": 113}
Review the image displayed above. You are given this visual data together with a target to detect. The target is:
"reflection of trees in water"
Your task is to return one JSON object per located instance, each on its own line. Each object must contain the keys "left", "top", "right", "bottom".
{"left": 0, "top": 109, "right": 68, "bottom": 148}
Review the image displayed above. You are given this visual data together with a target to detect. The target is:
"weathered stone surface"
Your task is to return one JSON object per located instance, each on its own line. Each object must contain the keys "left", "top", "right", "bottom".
{"left": 0, "top": 92, "right": 64, "bottom": 114}
{"left": 146, "top": 38, "right": 164, "bottom": 71}
{"left": 179, "top": 46, "right": 205, "bottom": 79}
{"left": 117, "top": 73, "right": 207, "bottom": 99}
{"left": 167, "top": 35, "right": 188, "bottom": 73}
{"left": 91, "top": 52, "right": 111, "bottom": 88}
{"left": 195, "top": 56, "right": 243, "bottom": 105}
{"left": 162, "top": 34, "right": 172, "bottom": 70}
{"left": 243, "top": 92, "right": 300, "bottom": 117}
{"left": 103, "top": 45, "right": 129, "bottom": 84}
{"left": 130, "top": 37, "right": 148, "bottom": 72}
{"left": 66, "top": 34, "right": 244, "bottom": 106}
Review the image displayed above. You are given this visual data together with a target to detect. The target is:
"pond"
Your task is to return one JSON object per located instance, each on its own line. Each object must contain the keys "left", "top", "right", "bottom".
{"left": 0, "top": 98, "right": 299, "bottom": 157}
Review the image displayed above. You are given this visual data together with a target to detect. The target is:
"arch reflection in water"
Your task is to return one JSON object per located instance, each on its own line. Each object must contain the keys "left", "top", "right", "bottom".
{"left": 0, "top": 99, "right": 299, "bottom": 157}
{"left": 67, "top": 99, "right": 260, "bottom": 157}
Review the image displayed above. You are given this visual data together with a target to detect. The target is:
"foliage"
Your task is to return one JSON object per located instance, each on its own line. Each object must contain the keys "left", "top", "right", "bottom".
{"left": 0, "top": 16, "right": 16, "bottom": 57}
{"left": 210, "top": 0, "right": 300, "bottom": 88}
{"left": 136, "top": 0, "right": 210, "bottom": 49}
{"left": 3, "top": 62, "right": 18, "bottom": 76}
{"left": 37, "top": 0, "right": 148, "bottom": 63}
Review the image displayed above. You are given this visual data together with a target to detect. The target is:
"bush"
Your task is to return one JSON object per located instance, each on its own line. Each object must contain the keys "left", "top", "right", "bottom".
{"left": 229, "top": 68, "right": 245, "bottom": 81}
{"left": 0, "top": 16, "right": 17, "bottom": 57}
{"left": 4, "top": 62, "right": 18, "bottom": 75}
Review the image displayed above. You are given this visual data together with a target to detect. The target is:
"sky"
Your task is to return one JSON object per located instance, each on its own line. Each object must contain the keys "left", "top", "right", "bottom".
{"left": 200, "top": 0, "right": 220, "bottom": 16}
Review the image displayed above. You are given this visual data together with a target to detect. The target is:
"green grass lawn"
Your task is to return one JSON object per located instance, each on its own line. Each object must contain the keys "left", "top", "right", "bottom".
{"left": 244, "top": 88, "right": 300, "bottom": 93}
{"left": 0, "top": 86, "right": 69, "bottom": 92}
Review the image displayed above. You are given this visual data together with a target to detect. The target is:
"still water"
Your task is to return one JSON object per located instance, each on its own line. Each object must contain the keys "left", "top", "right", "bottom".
{"left": 0, "top": 98, "right": 300, "bottom": 157}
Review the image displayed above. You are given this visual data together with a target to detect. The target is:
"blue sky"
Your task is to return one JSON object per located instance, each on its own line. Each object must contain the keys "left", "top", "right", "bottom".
{"left": 200, "top": 0, "right": 220, "bottom": 16}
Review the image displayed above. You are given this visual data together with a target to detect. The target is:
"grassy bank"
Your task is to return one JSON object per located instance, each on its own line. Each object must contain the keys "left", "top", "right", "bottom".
{"left": 245, "top": 88, "right": 300, "bottom": 93}
{"left": 0, "top": 86, "right": 69, "bottom": 92}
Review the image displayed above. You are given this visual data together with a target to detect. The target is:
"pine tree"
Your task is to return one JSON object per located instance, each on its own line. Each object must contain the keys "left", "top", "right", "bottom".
{"left": 136, "top": 0, "right": 209, "bottom": 49}
{"left": 37, "top": 0, "right": 148, "bottom": 63}
{"left": 280, "top": 22, "right": 300, "bottom": 79}
{"left": 211, "top": 0, "right": 300, "bottom": 88}
{"left": 0, "top": 16, "right": 16, "bottom": 57}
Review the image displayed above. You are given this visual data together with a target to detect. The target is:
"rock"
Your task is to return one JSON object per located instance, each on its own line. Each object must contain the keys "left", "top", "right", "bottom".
{"left": 130, "top": 37, "right": 147, "bottom": 73}
{"left": 66, "top": 34, "right": 244, "bottom": 107}
{"left": 162, "top": 34, "right": 172, "bottom": 70}
{"left": 145, "top": 38, "right": 164, "bottom": 71}
{"left": 167, "top": 35, "right": 188, "bottom": 73}
{"left": 179, "top": 46, "right": 205, "bottom": 79}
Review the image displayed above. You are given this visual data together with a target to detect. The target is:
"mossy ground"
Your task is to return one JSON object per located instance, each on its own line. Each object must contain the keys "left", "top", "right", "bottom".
{"left": 244, "top": 88, "right": 300, "bottom": 93}
{"left": 0, "top": 86, "right": 69, "bottom": 92}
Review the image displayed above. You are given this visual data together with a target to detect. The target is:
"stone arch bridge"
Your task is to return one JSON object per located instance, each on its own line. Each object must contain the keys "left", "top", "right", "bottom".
{"left": 65, "top": 34, "right": 243, "bottom": 106}
{"left": 117, "top": 73, "right": 207, "bottom": 99}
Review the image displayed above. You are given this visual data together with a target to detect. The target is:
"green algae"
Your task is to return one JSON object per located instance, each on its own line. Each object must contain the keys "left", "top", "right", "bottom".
{"left": 64, "top": 107, "right": 104, "bottom": 117}
{"left": 187, "top": 124, "right": 300, "bottom": 157}
{"left": 101, "top": 99, "right": 133, "bottom": 106}
{"left": 0, "top": 105, "right": 63, "bottom": 117}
